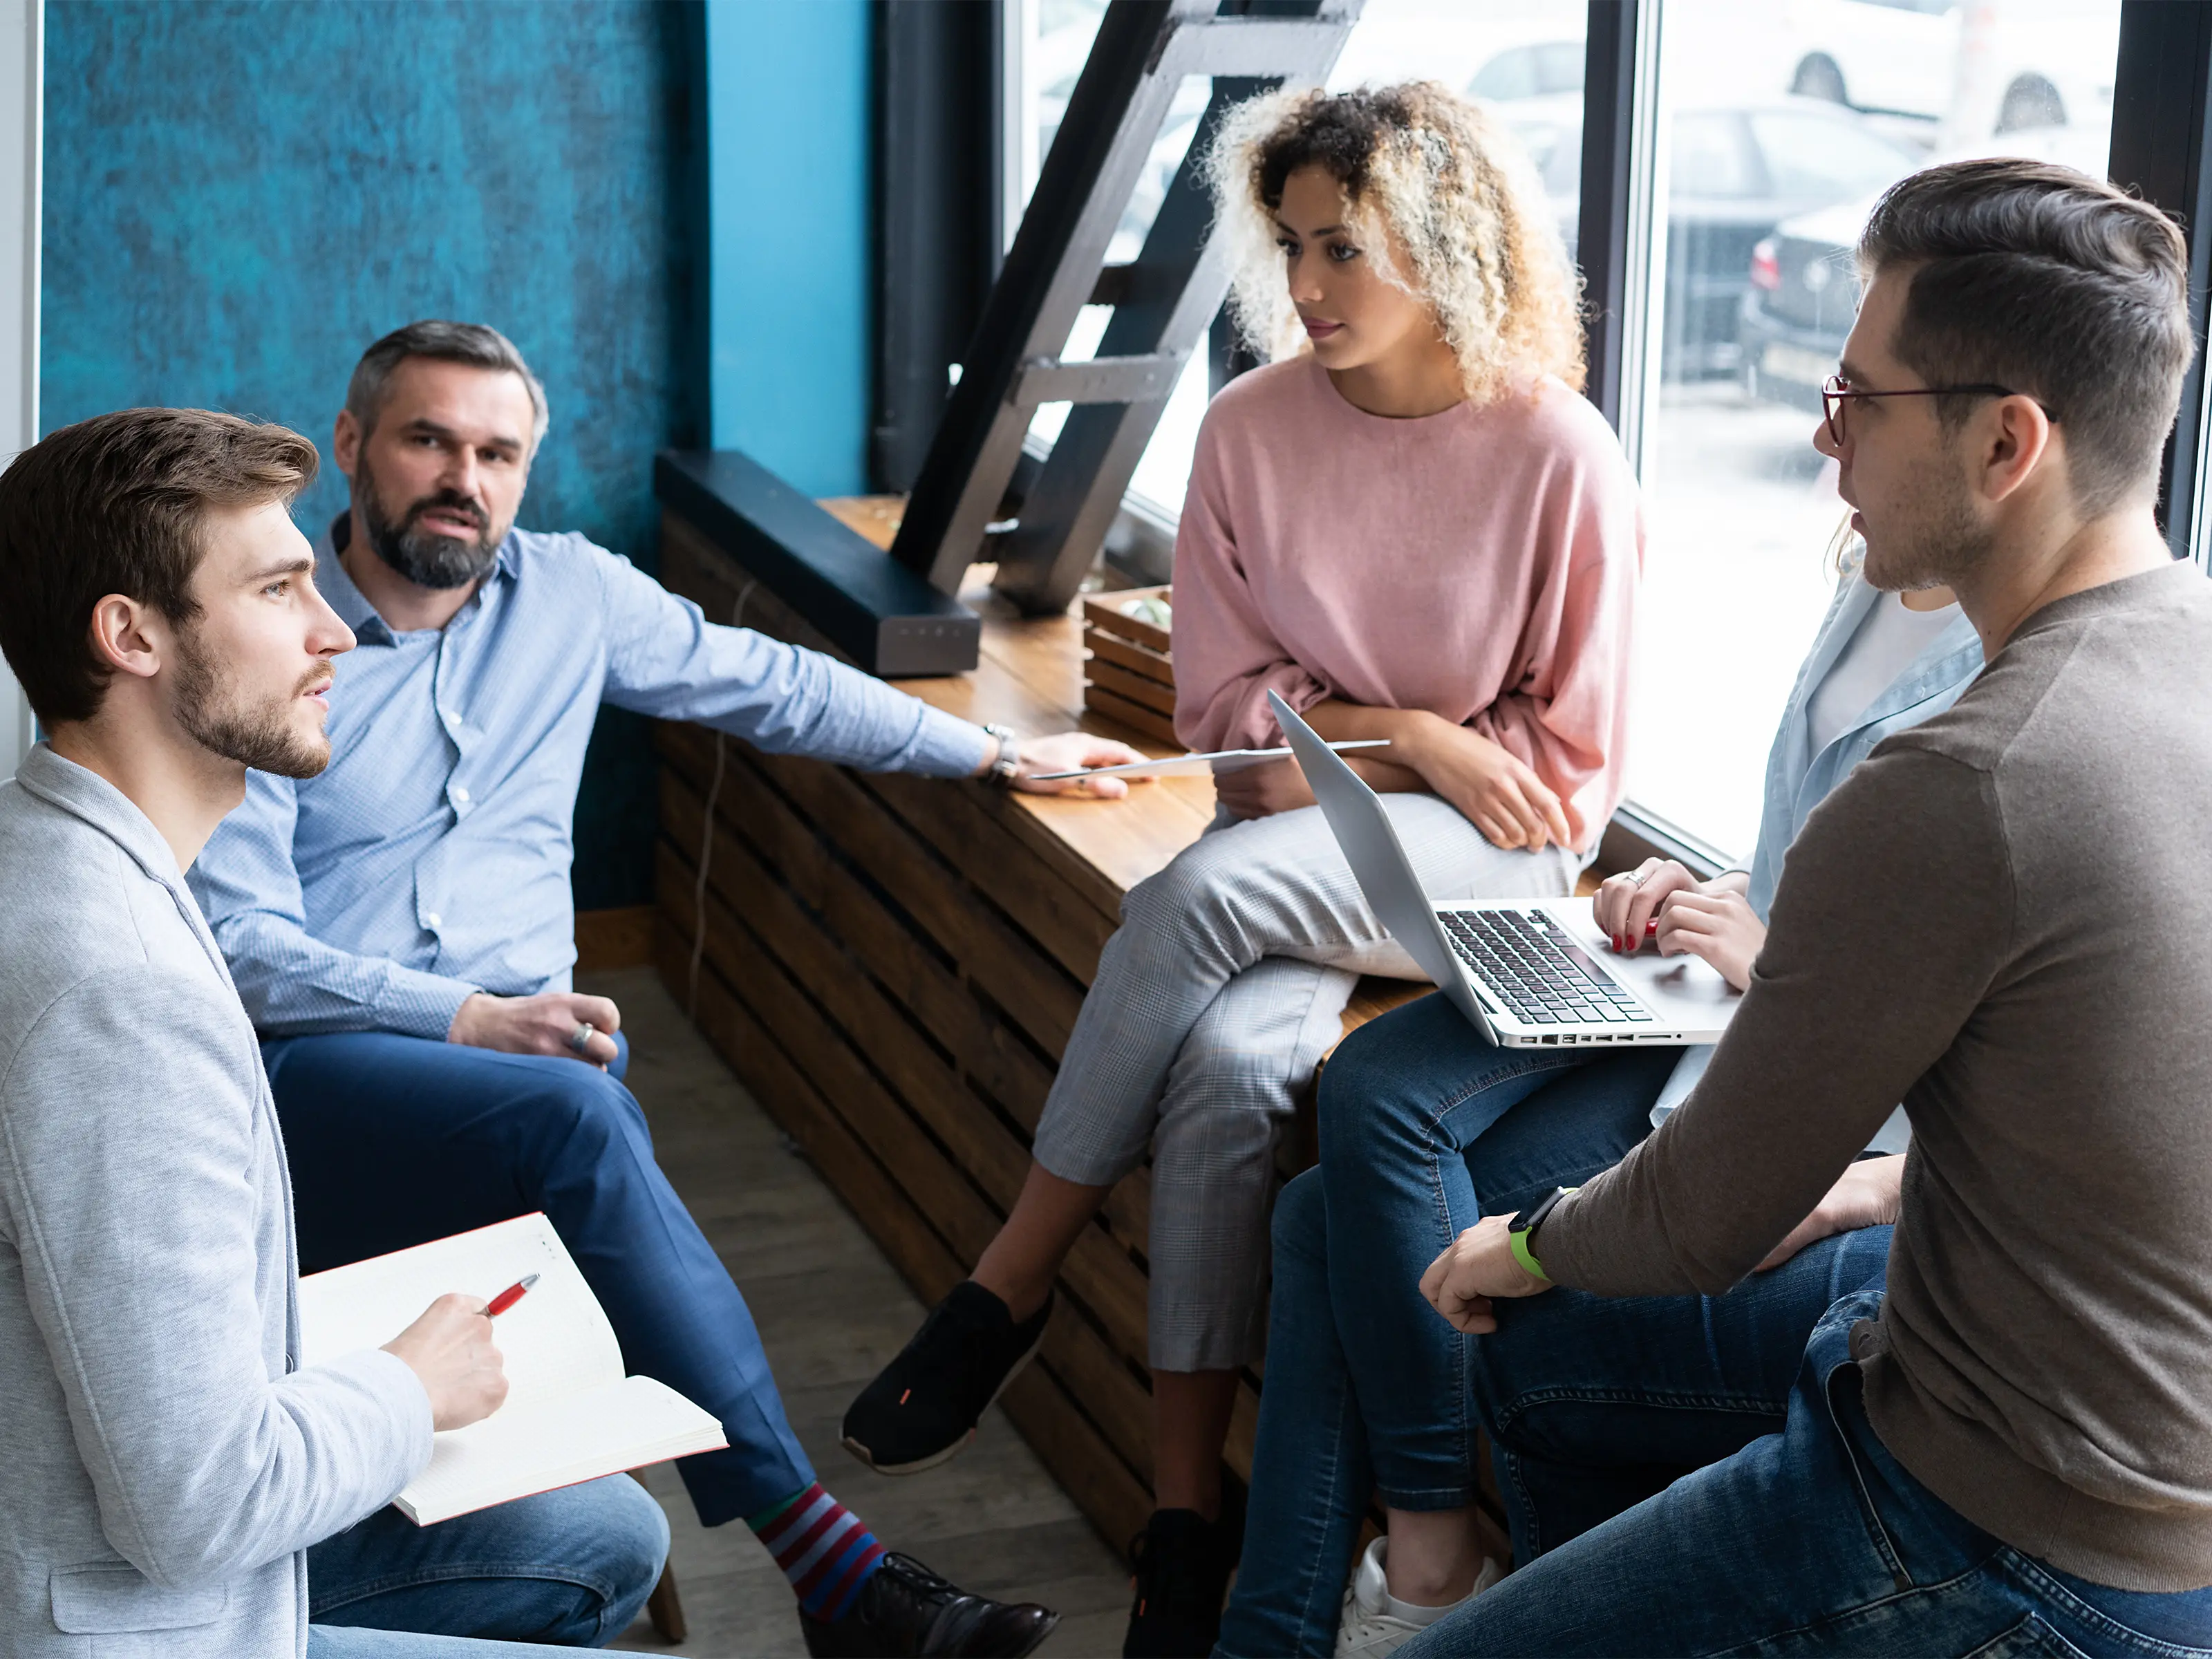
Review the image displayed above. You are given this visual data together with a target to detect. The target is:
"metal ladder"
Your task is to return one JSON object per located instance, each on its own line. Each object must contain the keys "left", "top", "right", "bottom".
{"left": 890, "top": 0, "right": 1362, "bottom": 615}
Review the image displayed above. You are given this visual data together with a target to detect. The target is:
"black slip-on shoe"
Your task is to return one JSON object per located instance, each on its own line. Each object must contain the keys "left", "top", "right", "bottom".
{"left": 1122, "top": 1504, "right": 1242, "bottom": 1658}
{"left": 843, "top": 1282, "right": 1052, "bottom": 1475}
{"left": 800, "top": 1550, "right": 1060, "bottom": 1658}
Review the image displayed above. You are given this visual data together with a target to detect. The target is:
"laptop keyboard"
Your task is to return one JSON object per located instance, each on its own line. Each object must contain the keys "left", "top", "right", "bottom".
{"left": 1441, "top": 908, "right": 1656, "bottom": 1028}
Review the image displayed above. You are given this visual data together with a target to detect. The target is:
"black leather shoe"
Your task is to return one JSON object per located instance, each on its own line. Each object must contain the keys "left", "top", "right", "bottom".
{"left": 800, "top": 1551, "right": 1060, "bottom": 1658}
{"left": 1123, "top": 1506, "right": 1241, "bottom": 1658}
{"left": 844, "top": 1282, "right": 1053, "bottom": 1474}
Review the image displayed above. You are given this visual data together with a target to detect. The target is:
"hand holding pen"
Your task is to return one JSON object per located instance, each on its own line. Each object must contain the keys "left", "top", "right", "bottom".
{"left": 379, "top": 1281, "right": 528, "bottom": 1431}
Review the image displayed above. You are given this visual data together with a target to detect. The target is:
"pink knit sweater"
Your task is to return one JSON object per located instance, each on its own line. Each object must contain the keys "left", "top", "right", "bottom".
{"left": 1170, "top": 355, "right": 1642, "bottom": 851}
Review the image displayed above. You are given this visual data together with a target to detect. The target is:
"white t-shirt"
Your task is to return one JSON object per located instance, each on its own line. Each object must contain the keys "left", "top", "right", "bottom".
{"left": 1805, "top": 591, "right": 1962, "bottom": 755}
{"left": 1651, "top": 592, "right": 1962, "bottom": 1154}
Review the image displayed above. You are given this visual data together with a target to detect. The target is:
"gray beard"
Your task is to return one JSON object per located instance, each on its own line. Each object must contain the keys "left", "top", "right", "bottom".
{"left": 355, "top": 467, "right": 500, "bottom": 591}
{"left": 172, "top": 630, "right": 329, "bottom": 780}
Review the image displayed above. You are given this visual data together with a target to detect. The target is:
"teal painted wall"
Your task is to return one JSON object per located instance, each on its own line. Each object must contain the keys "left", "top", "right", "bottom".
{"left": 39, "top": 0, "right": 878, "bottom": 910}
{"left": 705, "top": 0, "right": 873, "bottom": 496}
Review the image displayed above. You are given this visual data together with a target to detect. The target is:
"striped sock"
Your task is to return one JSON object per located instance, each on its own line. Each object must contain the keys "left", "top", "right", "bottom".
{"left": 748, "top": 1483, "right": 887, "bottom": 1622}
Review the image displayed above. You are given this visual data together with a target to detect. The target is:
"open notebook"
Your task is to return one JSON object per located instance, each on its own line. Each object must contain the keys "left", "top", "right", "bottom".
{"left": 297, "top": 1212, "right": 728, "bottom": 1525}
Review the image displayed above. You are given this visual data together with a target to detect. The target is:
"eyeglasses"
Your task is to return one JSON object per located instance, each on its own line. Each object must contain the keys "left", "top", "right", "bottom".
{"left": 1819, "top": 374, "right": 2041, "bottom": 447}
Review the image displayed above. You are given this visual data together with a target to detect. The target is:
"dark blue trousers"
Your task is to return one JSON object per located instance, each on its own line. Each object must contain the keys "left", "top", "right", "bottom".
{"left": 265, "top": 1031, "right": 814, "bottom": 1528}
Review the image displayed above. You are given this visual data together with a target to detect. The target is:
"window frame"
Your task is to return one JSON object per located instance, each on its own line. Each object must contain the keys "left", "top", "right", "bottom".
{"left": 960, "top": 0, "right": 2212, "bottom": 864}
{"left": 2107, "top": 0, "right": 2212, "bottom": 570}
{"left": 1, "top": 0, "right": 40, "bottom": 775}
{"left": 872, "top": 0, "right": 1004, "bottom": 496}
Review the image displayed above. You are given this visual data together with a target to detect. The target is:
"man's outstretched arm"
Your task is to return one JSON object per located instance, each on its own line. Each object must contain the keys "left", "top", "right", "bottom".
{"left": 592, "top": 545, "right": 1143, "bottom": 791}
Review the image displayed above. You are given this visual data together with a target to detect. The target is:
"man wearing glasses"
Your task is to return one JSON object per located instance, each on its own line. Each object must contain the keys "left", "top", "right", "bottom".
{"left": 1820, "top": 370, "right": 2041, "bottom": 449}
{"left": 1404, "top": 159, "right": 2212, "bottom": 1653}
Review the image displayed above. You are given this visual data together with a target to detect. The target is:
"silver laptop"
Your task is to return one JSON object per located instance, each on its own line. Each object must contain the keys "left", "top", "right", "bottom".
{"left": 1271, "top": 691, "right": 1739, "bottom": 1049}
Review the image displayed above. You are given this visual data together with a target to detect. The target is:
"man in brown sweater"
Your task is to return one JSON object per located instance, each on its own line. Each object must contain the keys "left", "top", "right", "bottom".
{"left": 1412, "top": 160, "right": 2212, "bottom": 1656}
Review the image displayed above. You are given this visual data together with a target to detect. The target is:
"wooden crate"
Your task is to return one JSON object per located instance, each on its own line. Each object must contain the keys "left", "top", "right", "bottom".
{"left": 655, "top": 508, "right": 1510, "bottom": 1570}
{"left": 1082, "top": 585, "right": 1177, "bottom": 746}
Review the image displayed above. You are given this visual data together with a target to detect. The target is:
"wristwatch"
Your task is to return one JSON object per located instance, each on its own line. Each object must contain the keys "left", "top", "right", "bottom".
{"left": 981, "top": 724, "right": 1022, "bottom": 787}
{"left": 1506, "top": 1186, "right": 1577, "bottom": 1283}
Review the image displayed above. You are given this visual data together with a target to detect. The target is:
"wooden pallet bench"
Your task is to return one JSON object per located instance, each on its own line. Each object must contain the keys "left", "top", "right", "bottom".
{"left": 653, "top": 495, "right": 1510, "bottom": 1563}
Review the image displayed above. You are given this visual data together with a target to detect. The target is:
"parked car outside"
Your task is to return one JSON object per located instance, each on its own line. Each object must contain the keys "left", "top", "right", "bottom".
{"left": 1782, "top": 0, "right": 2119, "bottom": 146}
{"left": 1737, "top": 196, "right": 1867, "bottom": 413}
{"left": 1487, "top": 80, "right": 1919, "bottom": 379}
{"left": 1469, "top": 37, "right": 1586, "bottom": 103}
{"left": 1739, "top": 119, "right": 2113, "bottom": 412}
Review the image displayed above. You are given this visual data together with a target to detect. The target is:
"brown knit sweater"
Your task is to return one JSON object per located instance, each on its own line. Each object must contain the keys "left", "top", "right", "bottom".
{"left": 1538, "top": 561, "right": 2212, "bottom": 1591}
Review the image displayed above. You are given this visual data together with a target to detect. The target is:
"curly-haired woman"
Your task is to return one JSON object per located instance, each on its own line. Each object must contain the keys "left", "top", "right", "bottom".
{"left": 841, "top": 83, "right": 1640, "bottom": 1655}
{"left": 1222, "top": 546, "right": 1980, "bottom": 1659}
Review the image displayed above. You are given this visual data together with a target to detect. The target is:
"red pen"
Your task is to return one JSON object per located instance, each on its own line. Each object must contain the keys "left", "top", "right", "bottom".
{"left": 486, "top": 1274, "right": 538, "bottom": 1317}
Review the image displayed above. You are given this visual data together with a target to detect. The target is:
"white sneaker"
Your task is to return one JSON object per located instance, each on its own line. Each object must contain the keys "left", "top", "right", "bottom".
{"left": 1333, "top": 1537, "right": 1503, "bottom": 1658}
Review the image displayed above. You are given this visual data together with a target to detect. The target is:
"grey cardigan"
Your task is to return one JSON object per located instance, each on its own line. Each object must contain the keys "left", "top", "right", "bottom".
{"left": 0, "top": 746, "right": 431, "bottom": 1657}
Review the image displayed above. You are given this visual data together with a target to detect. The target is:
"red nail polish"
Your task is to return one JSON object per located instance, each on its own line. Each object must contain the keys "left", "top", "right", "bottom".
{"left": 1645, "top": 919, "right": 1658, "bottom": 936}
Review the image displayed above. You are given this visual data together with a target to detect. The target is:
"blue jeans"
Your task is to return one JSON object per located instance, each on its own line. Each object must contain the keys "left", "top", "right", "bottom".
{"left": 1220, "top": 995, "right": 1888, "bottom": 1657}
{"left": 1404, "top": 1285, "right": 2212, "bottom": 1658}
{"left": 306, "top": 1472, "right": 668, "bottom": 1650}
{"left": 1221, "top": 1168, "right": 1893, "bottom": 1657}
{"left": 308, "top": 1633, "right": 571, "bottom": 1656}
{"left": 265, "top": 1029, "right": 812, "bottom": 1528}
{"left": 1315, "top": 995, "right": 1679, "bottom": 1510}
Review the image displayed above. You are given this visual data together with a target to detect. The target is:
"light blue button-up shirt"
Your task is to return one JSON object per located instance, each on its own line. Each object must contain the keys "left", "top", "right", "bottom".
{"left": 1741, "top": 569, "right": 1986, "bottom": 922}
{"left": 1650, "top": 567, "right": 1985, "bottom": 1151}
{"left": 189, "top": 521, "right": 989, "bottom": 1040}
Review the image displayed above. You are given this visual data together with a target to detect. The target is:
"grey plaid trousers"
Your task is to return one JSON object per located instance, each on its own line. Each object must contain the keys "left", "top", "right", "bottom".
{"left": 1031, "top": 796, "right": 1578, "bottom": 1371}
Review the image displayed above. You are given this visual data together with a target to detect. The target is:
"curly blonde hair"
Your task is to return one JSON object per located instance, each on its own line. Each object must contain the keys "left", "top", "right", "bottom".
{"left": 1208, "top": 81, "right": 1585, "bottom": 402}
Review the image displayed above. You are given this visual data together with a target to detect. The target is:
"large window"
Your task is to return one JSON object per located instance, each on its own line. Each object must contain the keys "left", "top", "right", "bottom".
{"left": 1000, "top": 0, "right": 2135, "bottom": 859}
{"left": 1004, "top": 0, "right": 1588, "bottom": 517}
{"left": 1629, "top": 0, "right": 2123, "bottom": 859}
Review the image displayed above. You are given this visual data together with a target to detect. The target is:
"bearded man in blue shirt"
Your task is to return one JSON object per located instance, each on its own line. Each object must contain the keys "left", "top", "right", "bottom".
{"left": 191, "top": 320, "right": 1140, "bottom": 1658}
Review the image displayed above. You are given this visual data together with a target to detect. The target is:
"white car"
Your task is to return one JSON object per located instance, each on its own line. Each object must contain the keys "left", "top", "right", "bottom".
{"left": 1783, "top": 0, "right": 2119, "bottom": 145}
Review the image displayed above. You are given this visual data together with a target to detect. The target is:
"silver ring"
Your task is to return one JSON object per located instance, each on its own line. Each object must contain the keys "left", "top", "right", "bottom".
{"left": 565, "top": 1022, "right": 596, "bottom": 1053}
{"left": 1630, "top": 864, "right": 1656, "bottom": 888}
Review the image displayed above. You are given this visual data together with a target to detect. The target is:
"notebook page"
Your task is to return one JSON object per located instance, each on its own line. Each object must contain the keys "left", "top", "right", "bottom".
{"left": 297, "top": 1213, "right": 624, "bottom": 1410}
{"left": 395, "top": 1375, "right": 727, "bottom": 1525}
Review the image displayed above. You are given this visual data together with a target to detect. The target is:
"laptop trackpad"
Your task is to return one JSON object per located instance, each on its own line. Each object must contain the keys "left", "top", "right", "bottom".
{"left": 1549, "top": 900, "right": 1741, "bottom": 1028}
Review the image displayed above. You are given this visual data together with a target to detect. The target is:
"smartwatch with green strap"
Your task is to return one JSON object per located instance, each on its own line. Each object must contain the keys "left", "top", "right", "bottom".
{"left": 1506, "top": 1186, "right": 1577, "bottom": 1283}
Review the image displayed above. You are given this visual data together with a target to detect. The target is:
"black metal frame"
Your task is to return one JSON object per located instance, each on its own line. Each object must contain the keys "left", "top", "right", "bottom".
{"left": 656, "top": 451, "right": 982, "bottom": 675}
{"left": 888, "top": 0, "right": 1359, "bottom": 613}
{"left": 1576, "top": 0, "right": 1644, "bottom": 438}
{"left": 872, "top": 0, "right": 1004, "bottom": 496}
{"left": 892, "top": 0, "right": 1177, "bottom": 600}
{"left": 2110, "top": 0, "right": 2212, "bottom": 568}
{"left": 1574, "top": 0, "right": 1737, "bottom": 876}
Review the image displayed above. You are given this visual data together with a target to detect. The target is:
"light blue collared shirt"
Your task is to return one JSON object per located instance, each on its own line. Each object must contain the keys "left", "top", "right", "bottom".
{"left": 1741, "top": 570, "right": 1986, "bottom": 922}
{"left": 1651, "top": 568, "right": 1985, "bottom": 1150}
{"left": 190, "top": 521, "right": 989, "bottom": 1039}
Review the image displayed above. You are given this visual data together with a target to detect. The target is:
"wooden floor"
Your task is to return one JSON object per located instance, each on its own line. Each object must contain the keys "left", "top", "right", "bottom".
{"left": 588, "top": 965, "right": 1132, "bottom": 1657}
